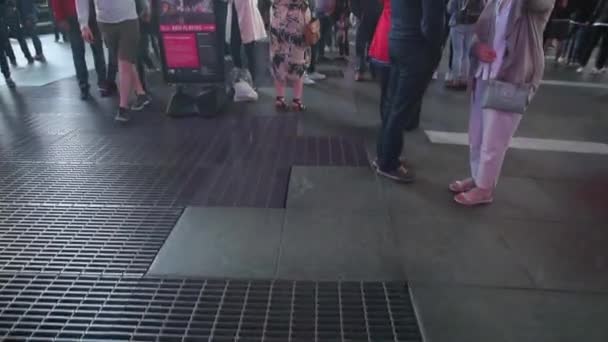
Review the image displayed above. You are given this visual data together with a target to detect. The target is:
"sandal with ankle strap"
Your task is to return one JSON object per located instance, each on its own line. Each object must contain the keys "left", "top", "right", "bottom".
{"left": 291, "top": 99, "right": 306, "bottom": 112}
{"left": 449, "top": 178, "right": 476, "bottom": 193}
{"left": 275, "top": 96, "right": 288, "bottom": 111}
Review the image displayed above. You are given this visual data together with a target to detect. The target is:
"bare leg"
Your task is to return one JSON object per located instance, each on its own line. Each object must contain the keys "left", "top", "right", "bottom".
{"left": 118, "top": 59, "right": 133, "bottom": 108}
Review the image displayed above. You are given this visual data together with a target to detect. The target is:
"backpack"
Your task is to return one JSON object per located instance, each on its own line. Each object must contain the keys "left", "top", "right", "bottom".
{"left": 455, "top": 0, "right": 484, "bottom": 25}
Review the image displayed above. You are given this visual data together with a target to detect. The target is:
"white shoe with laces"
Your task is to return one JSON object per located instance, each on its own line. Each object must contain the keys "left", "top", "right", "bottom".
{"left": 309, "top": 72, "right": 326, "bottom": 81}
{"left": 303, "top": 73, "right": 316, "bottom": 85}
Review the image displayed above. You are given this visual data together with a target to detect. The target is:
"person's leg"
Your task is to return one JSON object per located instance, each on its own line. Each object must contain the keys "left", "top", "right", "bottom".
{"left": 12, "top": 25, "right": 33, "bottom": 62}
{"left": 355, "top": 20, "right": 366, "bottom": 72}
{"left": 594, "top": 27, "right": 608, "bottom": 70}
{"left": 578, "top": 26, "right": 601, "bottom": 68}
{"left": 450, "top": 27, "right": 464, "bottom": 82}
{"left": 319, "top": 15, "right": 331, "bottom": 58}
{"left": 378, "top": 64, "right": 391, "bottom": 119}
{"left": 469, "top": 80, "right": 485, "bottom": 182}
{"left": 293, "top": 77, "right": 304, "bottom": 100}
{"left": 476, "top": 110, "right": 522, "bottom": 190}
{"left": 462, "top": 26, "right": 474, "bottom": 81}
{"left": 243, "top": 42, "right": 256, "bottom": 82}
{"left": 4, "top": 36, "right": 16, "bottom": 65}
{"left": 23, "top": 22, "right": 44, "bottom": 58}
{"left": 0, "top": 39, "right": 10, "bottom": 79}
{"left": 230, "top": 4, "right": 244, "bottom": 69}
{"left": 377, "top": 54, "right": 431, "bottom": 172}
{"left": 66, "top": 17, "right": 89, "bottom": 94}
{"left": 90, "top": 22, "right": 108, "bottom": 89}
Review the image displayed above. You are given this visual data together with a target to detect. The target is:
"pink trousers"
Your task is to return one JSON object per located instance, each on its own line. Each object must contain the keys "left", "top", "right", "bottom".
{"left": 469, "top": 80, "right": 523, "bottom": 189}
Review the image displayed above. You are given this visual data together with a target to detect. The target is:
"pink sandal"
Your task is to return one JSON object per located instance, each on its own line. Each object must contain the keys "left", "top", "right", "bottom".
{"left": 454, "top": 187, "right": 494, "bottom": 206}
{"left": 449, "top": 178, "right": 476, "bottom": 193}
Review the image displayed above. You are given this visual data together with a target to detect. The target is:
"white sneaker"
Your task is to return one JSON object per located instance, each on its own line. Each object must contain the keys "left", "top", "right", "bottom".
{"left": 433, "top": 71, "right": 439, "bottom": 80}
{"left": 576, "top": 66, "right": 585, "bottom": 73}
{"left": 309, "top": 72, "right": 327, "bottom": 81}
{"left": 303, "top": 73, "right": 316, "bottom": 85}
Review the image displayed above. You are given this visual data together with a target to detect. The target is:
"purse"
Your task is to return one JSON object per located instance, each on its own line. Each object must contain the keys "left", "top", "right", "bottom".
{"left": 480, "top": 79, "right": 531, "bottom": 114}
{"left": 304, "top": 19, "right": 321, "bottom": 46}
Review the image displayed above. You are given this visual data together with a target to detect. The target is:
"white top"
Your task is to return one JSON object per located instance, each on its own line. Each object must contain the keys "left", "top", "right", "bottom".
{"left": 475, "top": 0, "right": 513, "bottom": 80}
{"left": 77, "top": 0, "right": 148, "bottom": 27}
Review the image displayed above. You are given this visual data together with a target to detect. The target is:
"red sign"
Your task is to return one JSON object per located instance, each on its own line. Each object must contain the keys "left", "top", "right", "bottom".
{"left": 162, "top": 34, "right": 200, "bottom": 68}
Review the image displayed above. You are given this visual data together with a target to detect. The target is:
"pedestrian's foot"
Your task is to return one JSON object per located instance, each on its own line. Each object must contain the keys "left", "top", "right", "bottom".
{"left": 354, "top": 71, "right": 362, "bottom": 82}
{"left": 114, "top": 107, "right": 131, "bottom": 123}
{"left": 5, "top": 78, "right": 16, "bottom": 89}
{"left": 27, "top": 57, "right": 35, "bottom": 64}
{"left": 131, "top": 93, "right": 152, "bottom": 111}
{"left": 454, "top": 187, "right": 494, "bottom": 206}
{"left": 303, "top": 73, "right": 316, "bottom": 85}
{"left": 291, "top": 99, "right": 306, "bottom": 112}
{"left": 591, "top": 67, "right": 606, "bottom": 75}
{"left": 377, "top": 165, "right": 415, "bottom": 183}
{"left": 449, "top": 178, "right": 476, "bottom": 193}
{"left": 433, "top": 71, "right": 439, "bottom": 80}
{"left": 100, "top": 82, "right": 117, "bottom": 97}
{"left": 34, "top": 54, "right": 46, "bottom": 62}
{"left": 9, "top": 60, "right": 17, "bottom": 67}
{"left": 308, "top": 72, "right": 326, "bottom": 81}
{"left": 371, "top": 158, "right": 409, "bottom": 171}
{"left": 80, "top": 88, "right": 90, "bottom": 100}
{"left": 576, "top": 66, "right": 584, "bottom": 73}
{"left": 275, "top": 96, "right": 288, "bottom": 111}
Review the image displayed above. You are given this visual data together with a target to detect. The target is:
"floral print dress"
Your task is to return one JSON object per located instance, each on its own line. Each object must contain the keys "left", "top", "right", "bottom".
{"left": 270, "top": 0, "right": 311, "bottom": 84}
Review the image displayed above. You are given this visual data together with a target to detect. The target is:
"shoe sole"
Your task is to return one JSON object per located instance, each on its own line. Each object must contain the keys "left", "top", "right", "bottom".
{"left": 131, "top": 99, "right": 151, "bottom": 111}
{"left": 376, "top": 169, "right": 415, "bottom": 184}
{"left": 453, "top": 196, "right": 493, "bottom": 206}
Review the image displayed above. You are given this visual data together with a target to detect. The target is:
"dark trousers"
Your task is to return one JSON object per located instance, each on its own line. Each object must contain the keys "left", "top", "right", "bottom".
{"left": 7, "top": 23, "right": 33, "bottom": 60}
{"left": 376, "top": 63, "right": 391, "bottom": 118}
{"left": 137, "top": 24, "right": 156, "bottom": 91}
{"left": 318, "top": 14, "right": 332, "bottom": 58}
{"left": 21, "top": 21, "right": 43, "bottom": 56}
{"left": 355, "top": 19, "right": 377, "bottom": 71}
{"left": 0, "top": 26, "right": 10, "bottom": 78}
{"left": 308, "top": 40, "right": 319, "bottom": 73}
{"left": 66, "top": 16, "right": 107, "bottom": 91}
{"left": 377, "top": 40, "right": 438, "bottom": 171}
{"left": 578, "top": 26, "right": 608, "bottom": 69}
{"left": 230, "top": 4, "right": 256, "bottom": 81}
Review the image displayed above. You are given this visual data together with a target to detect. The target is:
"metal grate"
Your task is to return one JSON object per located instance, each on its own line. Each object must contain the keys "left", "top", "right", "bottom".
{"left": 0, "top": 205, "right": 183, "bottom": 275}
{"left": 0, "top": 275, "right": 423, "bottom": 342}
{"left": 0, "top": 163, "right": 195, "bottom": 207}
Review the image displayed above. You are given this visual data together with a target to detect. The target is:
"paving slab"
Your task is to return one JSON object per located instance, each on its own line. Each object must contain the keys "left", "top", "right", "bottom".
{"left": 496, "top": 219, "right": 608, "bottom": 292}
{"left": 286, "top": 166, "right": 384, "bottom": 214}
{"left": 277, "top": 210, "right": 404, "bottom": 281}
{"left": 390, "top": 215, "right": 534, "bottom": 288}
{"left": 147, "top": 207, "right": 284, "bottom": 279}
{"left": 410, "top": 283, "right": 608, "bottom": 342}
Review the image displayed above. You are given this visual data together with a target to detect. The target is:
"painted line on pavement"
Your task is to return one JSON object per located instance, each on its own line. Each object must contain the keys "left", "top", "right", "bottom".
{"left": 541, "top": 79, "right": 608, "bottom": 89}
{"left": 426, "top": 130, "right": 608, "bottom": 155}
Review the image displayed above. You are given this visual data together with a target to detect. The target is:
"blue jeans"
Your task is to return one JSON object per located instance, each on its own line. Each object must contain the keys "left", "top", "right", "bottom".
{"left": 376, "top": 40, "right": 439, "bottom": 172}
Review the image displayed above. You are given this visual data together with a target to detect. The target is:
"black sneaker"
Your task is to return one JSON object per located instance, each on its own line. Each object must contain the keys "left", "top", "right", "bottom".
{"left": 34, "top": 54, "right": 46, "bottom": 63}
{"left": 5, "top": 78, "right": 16, "bottom": 89}
{"left": 377, "top": 165, "right": 416, "bottom": 183}
{"left": 100, "top": 82, "right": 117, "bottom": 97}
{"left": 114, "top": 107, "right": 131, "bottom": 123}
{"left": 131, "top": 94, "right": 152, "bottom": 111}
{"left": 80, "top": 88, "right": 90, "bottom": 100}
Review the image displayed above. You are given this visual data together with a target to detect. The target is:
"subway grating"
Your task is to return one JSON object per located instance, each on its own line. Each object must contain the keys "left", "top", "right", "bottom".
{"left": 0, "top": 163, "right": 195, "bottom": 207}
{"left": 0, "top": 275, "right": 423, "bottom": 342}
{"left": 0, "top": 205, "right": 183, "bottom": 275}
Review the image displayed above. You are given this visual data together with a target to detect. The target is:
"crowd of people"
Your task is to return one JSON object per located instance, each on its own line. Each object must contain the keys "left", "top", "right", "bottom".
{"left": 0, "top": 0, "right": 606, "bottom": 206}
{"left": 0, "top": 0, "right": 47, "bottom": 89}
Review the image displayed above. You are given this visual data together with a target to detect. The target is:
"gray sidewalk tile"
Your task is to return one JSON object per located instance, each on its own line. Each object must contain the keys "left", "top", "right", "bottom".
{"left": 147, "top": 207, "right": 283, "bottom": 279}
